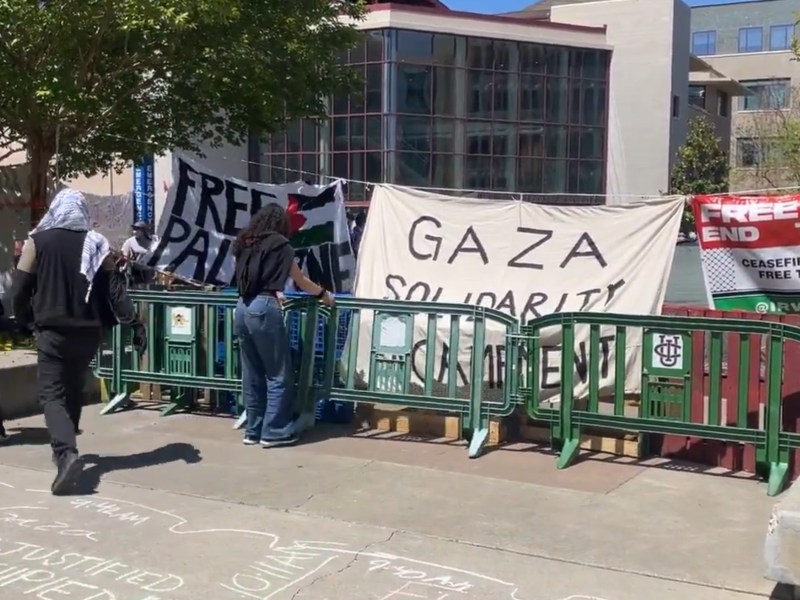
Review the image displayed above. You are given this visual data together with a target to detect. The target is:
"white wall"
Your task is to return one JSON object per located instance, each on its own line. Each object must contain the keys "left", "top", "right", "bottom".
{"left": 550, "top": 0, "right": 689, "bottom": 202}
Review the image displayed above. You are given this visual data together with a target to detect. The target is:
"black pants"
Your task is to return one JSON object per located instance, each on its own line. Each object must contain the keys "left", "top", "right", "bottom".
{"left": 37, "top": 327, "right": 101, "bottom": 458}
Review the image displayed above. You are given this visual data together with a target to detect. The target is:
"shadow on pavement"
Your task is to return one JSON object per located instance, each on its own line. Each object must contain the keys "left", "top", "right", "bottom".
{"left": 74, "top": 442, "right": 202, "bottom": 495}
{"left": 2, "top": 426, "right": 51, "bottom": 446}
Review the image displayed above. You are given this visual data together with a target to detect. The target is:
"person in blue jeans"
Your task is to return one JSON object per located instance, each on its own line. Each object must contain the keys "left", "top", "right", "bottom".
{"left": 232, "top": 203, "right": 334, "bottom": 447}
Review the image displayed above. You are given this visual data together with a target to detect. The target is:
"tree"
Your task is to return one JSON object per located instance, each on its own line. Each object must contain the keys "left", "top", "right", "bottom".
{"left": 670, "top": 116, "right": 729, "bottom": 233}
{"left": 734, "top": 84, "right": 800, "bottom": 189}
{"left": 0, "top": 0, "right": 364, "bottom": 221}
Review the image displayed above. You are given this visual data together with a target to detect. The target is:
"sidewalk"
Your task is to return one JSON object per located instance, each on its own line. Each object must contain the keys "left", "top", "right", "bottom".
{"left": 0, "top": 408, "right": 778, "bottom": 600}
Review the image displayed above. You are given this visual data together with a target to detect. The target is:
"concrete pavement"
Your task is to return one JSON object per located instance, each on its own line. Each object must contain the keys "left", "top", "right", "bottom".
{"left": 0, "top": 407, "right": 780, "bottom": 600}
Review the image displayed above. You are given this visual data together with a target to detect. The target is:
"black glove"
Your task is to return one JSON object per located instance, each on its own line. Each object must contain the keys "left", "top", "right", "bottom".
{"left": 132, "top": 322, "right": 148, "bottom": 355}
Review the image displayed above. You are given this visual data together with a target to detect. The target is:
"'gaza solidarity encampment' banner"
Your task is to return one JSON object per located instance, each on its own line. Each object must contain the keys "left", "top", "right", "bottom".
{"left": 352, "top": 185, "right": 684, "bottom": 401}
{"left": 693, "top": 193, "right": 800, "bottom": 313}
{"left": 144, "top": 154, "right": 355, "bottom": 292}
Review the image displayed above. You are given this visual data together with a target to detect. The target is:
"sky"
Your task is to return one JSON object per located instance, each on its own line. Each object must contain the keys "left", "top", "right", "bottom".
{"left": 446, "top": 0, "right": 750, "bottom": 13}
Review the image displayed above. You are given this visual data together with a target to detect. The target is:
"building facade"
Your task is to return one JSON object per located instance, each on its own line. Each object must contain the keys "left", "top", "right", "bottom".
{"left": 252, "top": 2, "right": 611, "bottom": 204}
{"left": 690, "top": 0, "right": 800, "bottom": 190}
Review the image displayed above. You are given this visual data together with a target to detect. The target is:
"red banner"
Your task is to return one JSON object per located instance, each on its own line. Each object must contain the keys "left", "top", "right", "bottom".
{"left": 692, "top": 194, "right": 800, "bottom": 250}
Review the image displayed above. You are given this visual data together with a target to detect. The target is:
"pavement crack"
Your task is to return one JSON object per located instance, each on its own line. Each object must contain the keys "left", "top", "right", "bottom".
{"left": 289, "top": 529, "right": 398, "bottom": 599}
{"left": 292, "top": 460, "right": 376, "bottom": 510}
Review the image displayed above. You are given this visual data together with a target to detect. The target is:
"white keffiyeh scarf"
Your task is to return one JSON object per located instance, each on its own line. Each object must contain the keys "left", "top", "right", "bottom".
{"left": 31, "top": 188, "right": 110, "bottom": 301}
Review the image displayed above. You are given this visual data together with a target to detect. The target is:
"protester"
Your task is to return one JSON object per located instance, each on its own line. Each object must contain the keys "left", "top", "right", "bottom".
{"left": 11, "top": 189, "right": 147, "bottom": 495}
{"left": 351, "top": 211, "right": 366, "bottom": 258}
{"left": 232, "top": 203, "right": 334, "bottom": 447}
{"left": 121, "top": 221, "right": 157, "bottom": 286}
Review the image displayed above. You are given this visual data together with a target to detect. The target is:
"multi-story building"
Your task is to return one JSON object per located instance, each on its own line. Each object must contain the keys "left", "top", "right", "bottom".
{"left": 254, "top": 0, "right": 613, "bottom": 205}
{"left": 690, "top": 0, "right": 800, "bottom": 190}
{"left": 506, "top": 0, "right": 747, "bottom": 201}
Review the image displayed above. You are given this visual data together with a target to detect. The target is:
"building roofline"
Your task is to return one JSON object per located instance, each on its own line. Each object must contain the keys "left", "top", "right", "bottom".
{"left": 691, "top": 0, "right": 792, "bottom": 9}
{"left": 365, "top": 3, "right": 607, "bottom": 34}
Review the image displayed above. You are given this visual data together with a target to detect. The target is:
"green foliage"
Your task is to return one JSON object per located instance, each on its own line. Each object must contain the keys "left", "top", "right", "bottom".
{"left": 0, "top": 0, "right": 365, "bottom": 182}
{"left": 670, "top": 116, "right": 730, "bottom": 197}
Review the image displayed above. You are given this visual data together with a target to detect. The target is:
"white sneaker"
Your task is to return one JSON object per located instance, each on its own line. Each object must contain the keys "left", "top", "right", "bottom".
{"left": 242, "top": 438, "right": 258, "bottom": 446}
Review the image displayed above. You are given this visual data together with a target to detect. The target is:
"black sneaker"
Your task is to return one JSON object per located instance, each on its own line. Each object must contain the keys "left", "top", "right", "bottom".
{"left": 260, "top": 435, "right": 298, "bottom": 448}
{"left": 51, "top": 452, "right": 83, "bottom": 496}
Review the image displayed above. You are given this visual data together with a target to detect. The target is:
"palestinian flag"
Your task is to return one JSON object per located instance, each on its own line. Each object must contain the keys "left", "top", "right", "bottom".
{"left": 287, "top": 185, "right": 337, "bottom": 249}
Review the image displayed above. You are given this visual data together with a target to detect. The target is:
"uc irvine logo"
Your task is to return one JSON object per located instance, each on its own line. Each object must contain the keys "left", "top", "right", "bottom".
{"left": 653, "top": 334, "right": 683, "bottom": 369}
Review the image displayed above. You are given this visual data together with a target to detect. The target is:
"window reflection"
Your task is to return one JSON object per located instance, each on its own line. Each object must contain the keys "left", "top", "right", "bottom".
{"left": 520, "top": 44, "right": 545, "bottom": 73}
{"left": 433, "top": 34, "right": 457, "bottom": 65}
{"left": 396, "top": 152, "right": 431, "bottom": 186}
{"left": 397, "top": 30, "right": 433, "bottom": 63}
{"left": 397, "top": 116, "right": 431, "bottom": 153}
{"left": 397, "top": 64, "right": 432, "bottom": 114}
{"left": 545, "top": 78, "right": 568, "bottom": 123}
{"left": 433, "top": 67, "right": 456, "bottom": 116}
{"left": 432, "top": 154, "right": 455, "bottom": 188}
{"left": 543, "top": 159, "right": 567, "bottom": 192}
{"left": 582, "top": 81, "right": 606, "bottom": 126}
{"left": 467, "top": 38, "right": 493, "bottom": 69}
{"left": 467, "top": 70, "right": 492, "bottom": 118}
{"left": 519, "top": 75, "right": 544, "bottom": 121}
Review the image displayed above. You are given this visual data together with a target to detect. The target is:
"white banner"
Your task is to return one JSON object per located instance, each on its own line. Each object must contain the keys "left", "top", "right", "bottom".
{"left": 352, "top": 185, "right": 684, "bottom": 401}
{"left": 144, "top": 154, "right": 355, "bottom": 291}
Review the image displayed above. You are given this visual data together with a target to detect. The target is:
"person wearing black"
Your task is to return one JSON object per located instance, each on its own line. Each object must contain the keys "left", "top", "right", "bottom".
{"left": 11, "top": 189, "right": 147, "bottom": 495}
{"left": 233, "top": 203, "right": 334, "bottom": 447}
{"left": 350, "top": 211, "right": 366, "bottom": 259}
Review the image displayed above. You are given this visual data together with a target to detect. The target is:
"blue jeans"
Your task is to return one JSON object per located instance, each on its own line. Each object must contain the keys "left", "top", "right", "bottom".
{"left": 234, "top": 295, "right": 295, "bottom": 441}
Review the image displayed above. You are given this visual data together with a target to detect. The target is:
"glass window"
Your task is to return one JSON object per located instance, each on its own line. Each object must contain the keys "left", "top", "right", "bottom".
{"left": 397, "top": 116, "right": 431, "bottom": 153}
{"left": 350, "top": 116, "right": 365, "bottom": 150}
{"left": 366, "top": 116, "right": 382, "bottom": 150}
{"left": 543, "top": 159, "right": 567, "bottom": 192}
{"left": 332, "top": 92, "right": 348, "bottom": 115}
{"left": 397, "top": 30, "right": 433, "bottom": 63}
{"left": 332, "top": 118, "right": 348, "bottom": 152}
{"left": 688, "top": 86, "right": 706, "bottom": 110}
{"left": 581, "top": 81, "right": 605, "bottom": 125}
{"left": 569, "top": 81, "right": 582, "bottom": 124}
{"left": 269, "top": 133, "right": 285, "bottom": 153}
{"left": 692, "top": 30, "right": 716, "bottom": 56}
{"left": 301, "top": 120, "right": 317, "bottom": 152}
{"left": 433, "top": 67, "right": 456, "bottom": 116}
{"left": 567, "top": 161, "right": 580, "bottom": 193}
{"left": 578, "top": 161, "right": 603, "bottom": 193}
{"left": 465, "top": 156, "right": 491, "bottom": 189}
{"left": 491, "top": 156, "right": 513, "bottom": 190}
{"left": 519, "top": 75, "right": 544, "bottom": 121}
{"left": 366, "top": 30, "right": 384, "bottom": 62}
{"left": 518, "top": 125, "right": 545, "bottom": 157}
{"left": 431, "top": 154, "right": 455, "bottom": 188}
{"left": 396, "top": 64, "right": 432, "bottom": 114}
{"left": 738, "top": 27, "right": 763, "bottom": 53}
{"left": 396, "top": 152, "right": 431, "bottom": 186}
{"left": 432, "top": 119, "right": 455, "bottom": 153}
{"left": 270, "top": 154, "right": 285, "bottom": 183}
{"left": 286, "top": 155, "right": 301, "bottom": 181}
{"left": 516, "top": 157, "right": 543, "bottom": 192}
{"left": 493, "top": 41, "right": 514, "bottom": 71}
{"left": 568, "top": 50, "right": 583, "bottom": 78}
{"left": 717, "top": 91, "right": 729, "bottom": 117}
{"left": 350, "top": 66, "right": 365, "bottom": 113}
{"left": 580, "top": 128, "right": 604, "bottom": 160}
{"left": 545, "top": 125, "right": 568, "bottom": 158}
{"left": 302, "top": 154, "right": 317, "bottom": 178}
{"left": 736, "top": 137, "right": 762, "bottom": 167}
{"left": 365, "top": 152, "right": 382, "bottom": 182}
{"left": 466, "top": 121, "right": 492, "bottom": 155}
{"left": 366, "top": 64, "right": 382, "bottom": 113}
{"left": 492, "top": 123, "right": 516, "bottom": 156}
{"left": 350, "top": 37, "right": 366, "bottom": 64}
{"left": 741, "top": 79, "right": 790, "bottom": 110}
{"left": 286, "top": 121, "right": 301, "bottom": 152}
{"left": 545, "top": 47, "right": 568, "bottom": 77}
{"left": 467, "top": 38, "right": 493, "bottom": 69}
{"left": 433, "top": 34, "right": 457, "bottom": 65}
{"left": 582, "top": 50, "right": 606, "bottom": 79}
{"left": 568, "top": 128, "right": 582, "bottom": 160}
{"left": 519, "top": 44, "right": 545, "bottom": 73}
{"left": 350, "top": 152, "right": 365, "bottom": 185}
{"left": 467, "top": 70, "right": 493, "bottom": 118}
{"left": 545, "top": 78, "right": 568, "bottom": 123}
{"left": 769, "top": 24, "right": 795, "bottom": 51}
{"left": 332, "top": 153, "right": 347, "bottom": 179}
{"left": 492, "top": 72, "right": 515, "bottom": 119}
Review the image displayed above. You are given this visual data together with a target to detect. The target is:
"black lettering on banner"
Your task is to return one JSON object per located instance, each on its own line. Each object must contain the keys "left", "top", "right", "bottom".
{"left": 559, "top": 232, "right": 607, "bottom": 268}
{"left": 605, "top": 278, "right": 625, "bottom": 304}
{"left": 411, "top": 340, "right": 469, "bottom": 387}
{"left": 197, "top": 172, "right": 225, "bottom": 233}
{"left": 384, "top": 274, "right": 443, "bottom": 302}
{"left": 409, "top": 340, "right": 526, "bottom": 389}
{"left": 146, "top": 214, "right": 191, "bottom": 268}
{"left": 446, "top": 226, "right": 488, "bottom": 265}
{"left": 250, "top": 189, "right": 278, "bottom": 217}
{"left": 540, "top": 334, "right": 615, "bottom": 389}
{"left": 206, "top": 239, "right": 233, "bottom": 285}
{"left": 170, "top": 158, "right": 199, "bottom": 219}
{"left": 507, "top": 228, "right": 553, "bottom": 270}
{"left": 408, "top": 216, "right": 443, "bottom": 261}
{"left": 295, "top": 242, "right": 354, "bottom": 292}
{"left": 224, "top": 179, "right": 250, "bottom": 236}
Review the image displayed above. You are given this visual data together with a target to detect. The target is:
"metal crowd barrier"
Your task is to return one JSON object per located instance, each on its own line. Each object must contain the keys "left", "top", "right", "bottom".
{"left": 517, "top": 312, "right": 800, "bottom": 496}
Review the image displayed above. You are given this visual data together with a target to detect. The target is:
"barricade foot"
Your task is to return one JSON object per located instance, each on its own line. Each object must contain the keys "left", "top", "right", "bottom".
{"left": 555, "top": 437, "right": 580, "bottom": 469}
{"left": 768, "top": 462, "right": 791, "bottom": 497}
{"left": 467, "top": 427, "right": 489, "bottom": 459}
{"left": 233, "top": 411, "right": 247, "bottom": 430}
{"left": 295, "top": 411, "right": 315, "bottom": 434}
{"left": 99, "top": 393, "right": 131, "bottom": 416}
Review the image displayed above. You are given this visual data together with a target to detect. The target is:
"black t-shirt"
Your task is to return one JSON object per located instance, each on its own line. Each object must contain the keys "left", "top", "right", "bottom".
{"left": 234, "top": 234, "right": 295, "bottom": 300}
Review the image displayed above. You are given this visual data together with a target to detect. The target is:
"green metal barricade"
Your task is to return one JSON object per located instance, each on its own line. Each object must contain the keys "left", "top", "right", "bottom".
{"left": 519, "top": 312, "right": 800, "bottom": 496}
